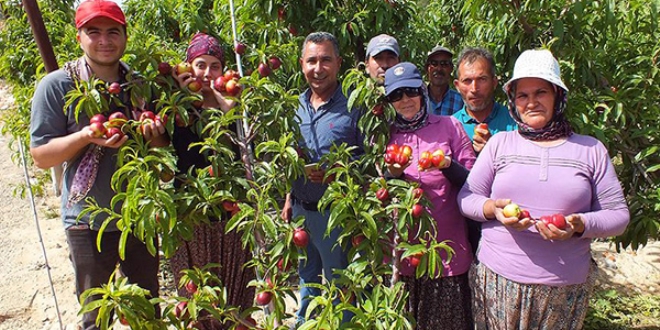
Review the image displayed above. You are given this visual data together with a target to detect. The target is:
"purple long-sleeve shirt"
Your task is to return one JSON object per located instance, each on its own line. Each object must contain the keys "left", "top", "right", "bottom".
{"left": 391, "top": 114, "right": 476, "bottom": 277}
{"left": 458, "top": 131, "right": 629, "bottom": 285}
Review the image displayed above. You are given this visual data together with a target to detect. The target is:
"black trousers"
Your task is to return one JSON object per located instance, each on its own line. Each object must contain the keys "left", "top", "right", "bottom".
{"left": 66, "top": 227, "right": 160, "bottom": 330}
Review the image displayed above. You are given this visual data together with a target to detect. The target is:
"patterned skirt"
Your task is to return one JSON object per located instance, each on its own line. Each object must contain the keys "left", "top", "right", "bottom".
{"left": 402, "top": 273, "right": 473, "bottom": 330}
{"left": 170, "top": 221, "right": 255, "bottom": 329}
{"left": 470, "top": 261, "right": 597, "bottom": 330}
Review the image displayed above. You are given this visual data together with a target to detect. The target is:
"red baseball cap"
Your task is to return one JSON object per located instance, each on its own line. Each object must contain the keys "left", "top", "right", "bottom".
{"left": 75, "top": 0, "right": 126, "bottom": 29}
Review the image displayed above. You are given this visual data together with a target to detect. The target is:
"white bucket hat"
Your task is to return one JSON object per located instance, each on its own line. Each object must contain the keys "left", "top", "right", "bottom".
{"left": 503, "top": 49, "right": 568, "bottom": 93}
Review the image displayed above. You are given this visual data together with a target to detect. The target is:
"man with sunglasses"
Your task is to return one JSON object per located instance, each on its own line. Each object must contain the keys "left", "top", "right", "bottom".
{"left": 426, "top": 45, "right": 464, "bottom": 116}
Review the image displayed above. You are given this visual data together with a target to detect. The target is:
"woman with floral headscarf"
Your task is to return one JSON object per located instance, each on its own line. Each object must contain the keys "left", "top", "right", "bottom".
{"left": 383, "top": 62, "right": 476, "bottom": 330}
{"left": 169, "top": 33, "right": 254, "bottom": 328}
{"left": 458, "top": 49, "right": 629, "bottom": 329}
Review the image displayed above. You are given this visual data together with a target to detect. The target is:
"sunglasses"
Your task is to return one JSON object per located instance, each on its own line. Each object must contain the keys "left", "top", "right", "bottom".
{"left": 386, "top": 87, "right": 423, "bottom": 103}
{"left": 427, "top": 59, "right": 453, "bottom": 68}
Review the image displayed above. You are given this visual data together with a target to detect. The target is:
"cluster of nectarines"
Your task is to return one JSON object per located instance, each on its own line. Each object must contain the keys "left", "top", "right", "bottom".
{"left": 213, "top": 69, "right": 242, "bottom": 96}
{"left": 502, "top": 203, "right": 567, "bottom": 230}
{"left": 89, "top": 111, "right": 128, "bottom": 139}
{"left": 384, "top": 143, "right": 412, "bottom": 168}
{"left": 418, "top": 149, "right": 445, "bottom": 170}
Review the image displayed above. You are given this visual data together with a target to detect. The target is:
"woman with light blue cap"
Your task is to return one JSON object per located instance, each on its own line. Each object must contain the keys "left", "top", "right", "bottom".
{"left": 383, "top": 62, "right": 477, "bottom": 329}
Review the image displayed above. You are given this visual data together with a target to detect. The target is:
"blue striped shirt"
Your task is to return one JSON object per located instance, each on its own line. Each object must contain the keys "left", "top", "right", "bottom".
{"left": 429, "top": 88, "right": 464, "bottom": 116}
{"left": 291, "top": 85, "right": 363, "bottom": 203}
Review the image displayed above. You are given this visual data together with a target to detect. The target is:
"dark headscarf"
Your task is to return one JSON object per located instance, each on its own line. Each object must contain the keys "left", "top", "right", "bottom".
{"left": 185, "top": 33, "right": 224, "bottom": 64}
{"left": 385, "top": 62, "right": 430, "bottom": 132}
{"left": 505, "top": 83, "right": 573, "bottom": 141}
{"left": 393, "top": 85, "right": 430, "bottom": 133}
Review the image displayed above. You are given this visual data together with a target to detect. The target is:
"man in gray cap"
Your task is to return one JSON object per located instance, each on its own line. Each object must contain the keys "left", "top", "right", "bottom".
{"left": 365, "top": 34, "right": 401, "bottom": 84}
{"left": 426, "top": 45, "right": 464, "bottom": 116}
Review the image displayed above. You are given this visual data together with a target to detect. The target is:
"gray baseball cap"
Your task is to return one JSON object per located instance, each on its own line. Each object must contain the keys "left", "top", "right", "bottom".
{"left": 366, "top": 34, "right": 400, "bottom": 58}
{"left": 427, "top": 45, "right": 453, "bottom": 58}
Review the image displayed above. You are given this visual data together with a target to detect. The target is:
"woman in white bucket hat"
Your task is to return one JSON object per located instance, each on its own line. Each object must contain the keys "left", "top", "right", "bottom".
{"left": 458, "top": 49, "right": 629, "bottom": 329}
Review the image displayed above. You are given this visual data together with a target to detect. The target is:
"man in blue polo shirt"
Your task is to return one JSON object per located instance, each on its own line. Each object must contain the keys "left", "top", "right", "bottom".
{"left": 281, "top": 31, "right": 362, "bottom": 328}
{"left": 452, "top": 47, "right": 516, "bottom": 257}
{"left": 426, "top": 45, "right": 464, "bottom": 116}
{"left": 452, "top": 47, "right": 516, "bottom": 154}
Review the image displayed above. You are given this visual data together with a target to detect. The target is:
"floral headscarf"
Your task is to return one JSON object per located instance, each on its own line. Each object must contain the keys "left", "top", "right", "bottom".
{"left": 185, "top": 33, "right": 224, "bottom": 64}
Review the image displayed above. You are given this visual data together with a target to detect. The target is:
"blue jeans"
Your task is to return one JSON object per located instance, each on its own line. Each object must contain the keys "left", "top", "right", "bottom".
{"left": 293, "top": 202, "right": 349, "bottom": 323}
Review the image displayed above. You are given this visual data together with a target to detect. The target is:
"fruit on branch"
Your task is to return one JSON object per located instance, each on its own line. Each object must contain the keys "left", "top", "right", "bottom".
{"left": 213, "top": 76, "right": 228, "bottom": 92}
{"left": 268, "top": 56, "right": 282, "bottom": 70}
{"left": 351, "top": 234, "right": 365, "bottom": 247}
{"left": 408, "top": 252, "right": 423, "bottom": 267}
{"left": 234, "top": 42, "right": 246, "bottom": 55}
{"left": 90, "top": 114, "right": 107, "bottom": 125}
{"left": 185, "top": 280, "right": 198, "bottom": 294}
{"left": 255, "top": 291, "right": 272, "bottom": 306}
{"left": 108, "top": 82, "right": 121, "bottom": 95}
{"left": 293, "top": 228, "right": 309, "bottom": 248}
{"left": 222, "top": 201, "right": 239, "bottom": 213}
{"left": 225, "top": 79, "right": 241, "bottom": 97}
{"left": 375, "top": 187, "right": 389, "bottom": 202}
{"left": 411, "top": 203, "right": 423, "bottom": 218}
{"left": 174, "top": 301, "right": 189, "bottom": 318}
{"left": 158, "top": 62, "right": 172, "bottom": 75}
{"left": 277, "top": 258, "right": 291, "bottom": 272}
{"left": 412, "top": 187, "right": 424, "bottom": 199}
{"left": 107, "top": 111, "right": 127, "bottom": 128}
{"left": 258, "top": 62, "right": 271, "bottom": 77}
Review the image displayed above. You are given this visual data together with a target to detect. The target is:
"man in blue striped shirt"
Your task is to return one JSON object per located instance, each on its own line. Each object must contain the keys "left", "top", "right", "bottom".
{"left": 282, "top": 32, "right": 363, "bottom": 328}
{"left": 426, "top": 45, "right": 464, "bottom": 116}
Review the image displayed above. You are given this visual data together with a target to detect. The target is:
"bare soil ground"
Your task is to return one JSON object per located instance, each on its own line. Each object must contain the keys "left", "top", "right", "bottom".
{"left": 0, "top": 82, "right": 658, "bottom": 329}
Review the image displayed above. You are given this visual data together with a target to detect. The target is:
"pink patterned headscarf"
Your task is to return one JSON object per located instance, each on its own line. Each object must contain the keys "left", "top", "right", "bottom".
{"left": 185, "top": 33, "right": 224, "bottom": 63}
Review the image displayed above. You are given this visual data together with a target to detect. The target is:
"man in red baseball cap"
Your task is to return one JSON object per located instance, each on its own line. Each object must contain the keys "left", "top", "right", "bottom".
{"left": 75, "top": 0, "right": 126, "bottom": 29}
{"left": 30, "top": 1, "right": 166, "bottom": 328}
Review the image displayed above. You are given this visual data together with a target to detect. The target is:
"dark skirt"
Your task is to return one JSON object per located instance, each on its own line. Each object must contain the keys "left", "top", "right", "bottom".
{"left": 170, "top": 221, "right": 255, "bottom": 329}
{"left": 470, "top": 261, "right": 597, "bottom": 330}
{"left": 402, "top": 273, "right": 473, "bottom": 330}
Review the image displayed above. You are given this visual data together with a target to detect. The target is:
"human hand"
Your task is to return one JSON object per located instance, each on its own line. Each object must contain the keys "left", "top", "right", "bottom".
{"left": 82, "top": 125, "right": 128, "bottom": 149}
{"left": 385, "top": 158, "right": 411, "bottom": 177}
{"left": 281, "top": 197, "right": 292, "bottom": 223}
{"left": 490, "top": 199, "right": 535, "bottom": 231}
{"left": 472, "top": 126, "right": 491, "bottom": 153}
{"left": 536, "top": 214, "right": 584, "bottom": 241}
{"left": 308, "top": 166, "right": 335, "bottom": 184}
{"left": 436, "top": 155, "right": 452, "bottom": 170}
{"left": 140, "top": 117, "right": 167, "bottom": 141}
{"left": 210, "top": 84, "right": 237, "bottom": 112}
{"left": 172, "top": 66, "right": 197, "bottom": 92}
